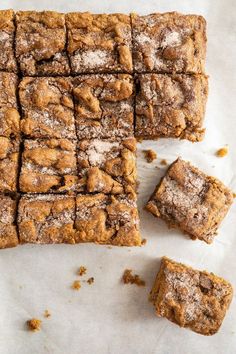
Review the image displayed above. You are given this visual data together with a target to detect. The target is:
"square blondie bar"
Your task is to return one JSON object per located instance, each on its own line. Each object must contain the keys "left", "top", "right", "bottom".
{"left": 19, "top": 77, "right": 76, "bottom": 139}
{"left": 150, "top": 257, "right": 233, "bottom": 335}
{"left": 66, "top": 12, "right": 132, "bottom": 74}
{"left": 0, "top": 10, "right": 17, "bottom": 73}
{"left": 73, "top": 74, "right": 134, "bottom": 139}
{"left": 135, "top": 73, "right": 208, "bottom": 141}
{"left": 20, "top": 139, "right": 78, "bottom": 193}
{"left": 146, "top": 158, "right": 233, "bottom": 243}
{"left": 15, "top": 11, "right": 70, "bottom": 76}
{"left": 0, "top": 195, "right": 18, "bottom": 249}
{"left": 0, "top": 137, "right": 19, "bottom": 193}
{"left": 132, "top": 12, "right": 206, "bottom": 73}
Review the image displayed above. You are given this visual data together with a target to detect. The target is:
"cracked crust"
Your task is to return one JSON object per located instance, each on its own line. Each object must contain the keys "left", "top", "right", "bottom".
{"left": 75, "top": 193, "right": 141, "bottom": 246}
{"left": 0, "top": 10, "right": 17, "bottom": 73}
{"left": 19, "top": 77, "right": 76, "bottom": 139}
{"left": 0, "top": 72, "right": 20, "bottom": 137}
{"left": 73, "top": 74, "right": 134, "bottom": 139}
{"left": 66, "top": 12, "right": 132, "bottom": 74}
{"left": 146, "top": 158, "right": 233, "bottom": 243}
{"left": 20, "top": 139, "right": 78, "bottom": 193}
{"left": 77, "top": 137, "right": 137, "bottom": 195}
{"left": 18, "top": 194, "right": 76, "bottom": 244}
{"left": 15, "top": 11, "right": 70, "bottom": 76}
{"left": 0, "top": 137, "right": 19, "bottom": 193}
{"left": 0, "top": 195, "right": 18, "bottom": 249}
{"left": 135, "top": 73, "right": 208, "bottom": 141}
{"left": 150, "top": 257, "right": 233, "bottom": 335}
{"left": 132, "top": 12, "right": 206, "bottom": 73}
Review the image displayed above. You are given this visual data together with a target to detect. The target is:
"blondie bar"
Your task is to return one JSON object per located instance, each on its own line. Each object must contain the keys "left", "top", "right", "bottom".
{"left": 132, "top": 12, "right": 206, "bottom": 73}
{"left": 0, "top": 137, "right": 19, "bottom": 193}
{"left": 15, "top": 11, "right": 70, "bottom": 76}
{"left": 66, "top": 12, "right": 132, "bottom": 74}
{"left": 73, "top": 74, "right": 134, "bottom": 139}
{"left": 0, "top": 10, "right": 17, "bottom": 73}
{"left": 18, "top": 194, "right": 75, "bottom": 244}
{"left": 135, "top": 73, "right": 208, "bottom": 141}
{"left": 0, "top": 195, "right": 18, "bottom": 249}
{"left": 150, "top": 257, "right": 233, "bottom": 335}
{"left": 20, "top": 139, "right": 78, "bottom": 193}
{"left": 75, "top": 193, "right": 141, "bottom": 246}
{"left": 19, "top": 77, "right": 76, "bottom": 139}
{"left": 146, "top": 158, "right": 233, "bottom": 243}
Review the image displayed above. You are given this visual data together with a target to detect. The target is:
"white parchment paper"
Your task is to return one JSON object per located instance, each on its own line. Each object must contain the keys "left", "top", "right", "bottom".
{"left": 0, "top": 0, "right": 236, "bottom": 353}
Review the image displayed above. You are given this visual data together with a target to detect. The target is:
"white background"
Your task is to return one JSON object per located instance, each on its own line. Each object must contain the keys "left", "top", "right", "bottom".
{"left": 0, "top": 1, "right": 236, "bottom": 353}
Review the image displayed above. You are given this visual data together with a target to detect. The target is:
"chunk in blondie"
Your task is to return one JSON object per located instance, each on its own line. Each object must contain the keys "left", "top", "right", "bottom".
{"left": 19, "top": 77, "right": 76, "bottom": 139}
{"left": 150, "top": 257, "right": 233, "bottom": 335}
{"left": 66, "top": 12, "right": 132, "bottom": 74}
{"left": 0, "top": 195, "right": 18, "bottom": 249}
{"left": 18, "top": 194, "right": 76, "bottom": 244}
{"left": 20, "top": 139, "right": 78, "bottom": 193}
{"left": 146, "top": 158, "right": 233, "bottom": 243}
{"left": 0, "top": 137, "right": 19, "bottom": 193}
{"left": 135, "top": 73, "right": 208, "bottom": 142}
{"left": 73, "top": 74, "right": 134, "bottom": 139}
{"left": 132, "top": 12, "right": 206, "bottom": 73}
{"left": 75, "top": 193, "right": 141, "bottom": 246}
{"left": 77, "top": 137, "right": 136, "bottom": 194}
{"left": 0, "top": 10, "right": 17, "bottom": 73}
{"left": 15, "top": 11, "right": 70, "bottom": 76}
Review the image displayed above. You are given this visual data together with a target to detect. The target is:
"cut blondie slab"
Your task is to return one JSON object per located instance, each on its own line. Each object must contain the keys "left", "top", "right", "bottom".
{"left": 146, "top": 158, "right": 233, "bottom": 244}
{"left": 131, "top": 12, "right": 206, "bottom": 73}
{"left": 0, "top": 10, "right": 17, "bottom": 73}
{"left": 0, "top": 72, "right": 20, "bottom": 138}
{"left": 77, "top": 137, "right": 137, "bottom": 194}
{"left": 73, "top": 74, "right": 134, "bottom": 139}
{"left": 150, "top": 257, "right": 233, "bottom": 335}
{"left": 0, "top": 137, "right": 19, "bottom": 193}
{"left": 15, "top": 11, "right": 70, "bottom": 76}
{"left": 135, "top": 73, "right": 208, "bottom": 141}
{"left": 19, "top": 77, "right": 76, "bottom": 139}
{"left": 75, "top": 193, "right": 141, "bottom": 246}
{"left": 20, "top": 139, "right": 78, "bottom": 193}
{"left": 66, "top": 12, "right": 132, "bottom": 74}
{"left": 18, "top": 194, "right": 76, "bottom": 244}
{"left": 0, "top": 194, "right": 18, "bottom": 249}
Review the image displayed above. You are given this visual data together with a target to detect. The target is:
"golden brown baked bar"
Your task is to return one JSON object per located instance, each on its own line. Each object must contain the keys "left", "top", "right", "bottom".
{"left": 15, "top": 11, "right": 70, "bottom": 76}
{"left": 0, "top": 10, "right": 17, "bottom": 73}
{"left": 75, "top": 193, "right": 141, "bottom": 246}
{"left": 19, "top": 77, "right": 76, "bottom": 139}
{"left": 135, "top": 73, "right": 208, "bottom": 142}
{"left": 150, "top": 257, "right": 233, "bottom": 335}
{"left": 18, "top": 194, "right": 76, "bottom": 244}
{"left": 132, "top": 12, "right": 206, "bottom": 73}
{"left": 0, "top": 72, "right": 20, "bottom": 138}
{"left": 66, "top": 12, "right": 132, "bottom": 74}
{"left": 0, "top": 194, "right": 18, "bottom": 249}
{"left": 73, "top": 74, "right": 134, "bottom": 139}
{"left": 77, "top": 137, "right": 137, "bottom": 194}
{"left": 146, "top": 158, "right": 233, "bottom": 243}
{"left": 20, "top": 139, "right": 78, "bottom": 193}
{"left": 0, "top": 137, "right": 19, "bottom": 193}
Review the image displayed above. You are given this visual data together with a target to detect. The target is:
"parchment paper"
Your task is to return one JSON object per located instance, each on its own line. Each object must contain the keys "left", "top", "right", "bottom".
{"left": 0, "top": 1, "right": 236, "bottom": 353}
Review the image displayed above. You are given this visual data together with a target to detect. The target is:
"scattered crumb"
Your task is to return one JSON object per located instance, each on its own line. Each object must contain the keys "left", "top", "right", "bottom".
{"left": 44, "top": 310, "right": 51, "bottom": 318}
{"left": 233, "top": 193, "right": 236, "bottom": 198}
{"left": 87, "top": 277, "right": 94, "bottom": 285}
{"left": 72, "top": 280, "right": 81, "bottom": 291}
{"left": 136, "top": 137, "right": 143, "bottom": 143}
{"left": 26, "top": 318, "right": 42, "bottom": 332}
{"left": 141, "top": 238, "right": 147, "bottom": 246}
{"left": 77, "top": 266, "right": 87, "bottom": 276}
{"left": 160, "top": 159, "right": 167, "bottom": 166}
{"left": 122, "top": 269, "right": 145, "bottom": 287}
{"left": 216, "top": 146, "right": 228, "bottom": 157}
{"left": 107, "top": 246, "right": 112, "bottom": 249}
{"left": 143, "top": 149, "right": 157, "bottom": 163}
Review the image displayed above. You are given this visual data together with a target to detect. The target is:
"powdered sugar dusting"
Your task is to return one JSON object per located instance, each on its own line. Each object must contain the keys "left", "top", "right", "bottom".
{"left": 162, "top": 31, "right": 182, "bottom": 47}
{"left": 74, "top": 49, "right": 109, "bottom": 69}
{"left": 86, "top": 139, "right": 119, "bottom": 165}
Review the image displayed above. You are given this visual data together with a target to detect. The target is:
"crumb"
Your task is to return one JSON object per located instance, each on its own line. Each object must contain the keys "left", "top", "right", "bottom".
{"left": 160, "top": 159, "right": 168, "bottom": 166}
{"left": 107, "top": 246, "right": 112, "bottom": 249}
{"left": 27, "top": 318, "right": 41, "bottom": 332}
{"left": 141, "top": 238, "right": 147, "bottom": 246}
{"left": 87, "top": 277, "right": 94, "bottom": 285}
{"left": 233, "top": 193, "right": 236, "bottom": 198}
{"left": 72, "top": 280, "right": 81, "bottom": 290}
{"left": 216, "top": 146, "right": 228, "bottom": 157}
{"left": 77, "top": 266, "right": 87, "bottom": 276}
{"left": 122, "top": 269, "right": 145, "bottom": 286}
{"left": 44, "top": 310, "right": 51, "bottom": 318}
{"left": 136, "top": 137, "right": 143, "bottom": 143}
{"left": 144, "top": 149, "right": 157, "bottom": 163}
